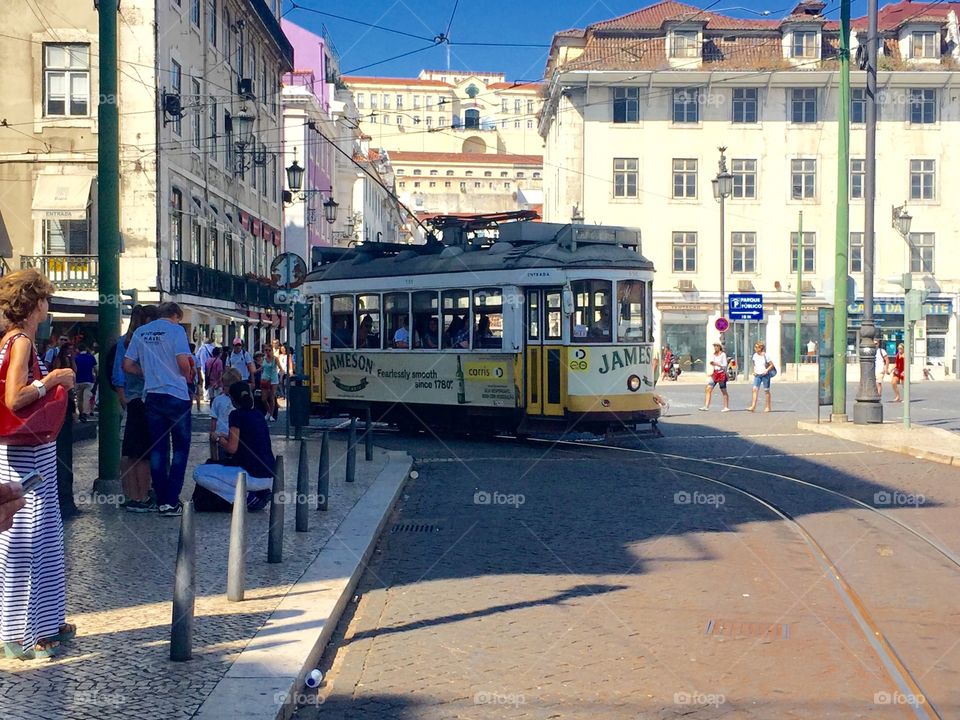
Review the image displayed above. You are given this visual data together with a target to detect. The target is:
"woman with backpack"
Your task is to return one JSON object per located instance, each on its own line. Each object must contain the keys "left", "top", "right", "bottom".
{"left": 748, "top": 341, "right": 776, "bottom": 413}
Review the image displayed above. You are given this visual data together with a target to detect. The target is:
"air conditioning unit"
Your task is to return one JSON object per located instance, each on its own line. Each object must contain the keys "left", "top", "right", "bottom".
{"left": 738, "top": 280, "right": 754, "bottom": 292}
{"left": 677, "top": 279, "right": 695, "bottom": 291}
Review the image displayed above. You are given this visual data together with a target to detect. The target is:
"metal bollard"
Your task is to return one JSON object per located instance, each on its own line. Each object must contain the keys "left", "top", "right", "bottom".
{"left": 317, "top": 431, "right": 330, "bottom": 511}
{"left": 345, "top": 417, "right": 357, "bottom": 483}
{"left": 364, "top": 407, "right": 373, "bottom": 462}
{"left": 268, "top": 456, "right": 285, "bottom": 563}
{"left": 170, "top": 501, "right": 196, "bottom": 661}
{"left": 227, "top": 472, "right": 248, "bottom": 601}
{"left": 296, "top": 439, "right": 309, "bottom": 532}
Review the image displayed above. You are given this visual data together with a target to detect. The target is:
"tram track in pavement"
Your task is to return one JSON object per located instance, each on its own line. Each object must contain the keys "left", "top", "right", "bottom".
{"left": 522, "top": 436, "right": 958, "bottom": 720}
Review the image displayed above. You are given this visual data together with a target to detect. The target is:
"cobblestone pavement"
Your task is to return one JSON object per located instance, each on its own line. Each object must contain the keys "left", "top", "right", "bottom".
{"left": 293, "top": 402, "right": 960, "bottom": 719}
{"left": 0, "top": 414, "right": 386, "bottom": 720}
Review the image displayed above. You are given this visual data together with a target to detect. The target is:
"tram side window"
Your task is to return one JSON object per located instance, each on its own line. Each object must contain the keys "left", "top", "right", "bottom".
{"left": 473, "top": 288, "right": 503, "bottom": 349}
{"left": 545, "top": 291, "right": 562, "bottom": 340}
{"left": 526, "top": 291, "right": 540, "bottom": 340}
{"left": 331, "top": 295, "right": 354, "bottom": 348}
{"left": 441, "top": 290, "right": 470, "bottom": 349}
{"left": 617, "top": 280, "right": 647, "bottom": 342}
{"left": 356, "top": 294, "right": 381, "bottom": 349}
{"left": 412, "top": 291, "right": 440, "bottom": 349}
{"left": 384, "top": 292, "right": 411, "bottom": 349}
{"left": 571, "top": 280, "right": 612, "bottom": 342}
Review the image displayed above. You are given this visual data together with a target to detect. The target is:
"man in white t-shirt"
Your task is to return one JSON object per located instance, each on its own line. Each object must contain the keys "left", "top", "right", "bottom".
{"left": 226, "top": 337, "right": 256, "bottom": 385}
{"left": 874, "top": 338, "right": 889, "bottom": 398}
{"left": 393, "top": 316, "right": 410, "bottom": 349}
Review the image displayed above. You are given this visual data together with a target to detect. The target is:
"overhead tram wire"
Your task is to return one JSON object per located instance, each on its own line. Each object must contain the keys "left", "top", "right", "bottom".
{"left": 286, "top": 2, "right": 436, "bottom": 43}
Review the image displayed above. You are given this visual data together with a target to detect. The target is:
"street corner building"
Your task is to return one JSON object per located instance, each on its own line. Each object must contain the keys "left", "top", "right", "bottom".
{"left": 539, "top": 0, "right": 960, "bottom": 378}
{"left": 0, "top": 0, "right": 293, "bottom": 348}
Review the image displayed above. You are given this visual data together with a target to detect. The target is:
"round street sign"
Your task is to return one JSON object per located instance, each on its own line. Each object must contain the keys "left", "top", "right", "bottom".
{"left": 271, "top": 252, "right": 307, "bottom": 289}
{"left": 715, "top": 317, "right": 730, "bottom": 332}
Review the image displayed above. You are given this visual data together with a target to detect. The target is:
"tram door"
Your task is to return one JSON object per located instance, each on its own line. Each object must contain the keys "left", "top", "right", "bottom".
{"left": 524, "top": 288, "right": 564, "bottom": 417}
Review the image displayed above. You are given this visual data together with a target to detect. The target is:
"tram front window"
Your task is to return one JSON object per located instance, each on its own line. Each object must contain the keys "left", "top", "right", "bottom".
{"left": 384, "top": 292, "right": 411, "bottom": 349}
{"left": 442, "top": 290, "right": 470, "bottom": 349}
{"left": 617, "top": 280, "right": 647, "bottom": 342}
{"left": 571, "top": 280, "right": 612, "bottom": 342}
{"left": 473, "top": 288, "right": 503, "bottom": 349}
{"left": 356, "top": 294, "right": 381, "bottom": 349}
{"left": 332, "top": 295, "right": 354, "bottom": 349}
{"left": 412, "top": 291, "right": 440, "bottom": 349}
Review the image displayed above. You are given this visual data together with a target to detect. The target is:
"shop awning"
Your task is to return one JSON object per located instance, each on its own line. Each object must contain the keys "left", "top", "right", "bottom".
{"left": 31, "top": 175, "right": 93, "bottom": 221}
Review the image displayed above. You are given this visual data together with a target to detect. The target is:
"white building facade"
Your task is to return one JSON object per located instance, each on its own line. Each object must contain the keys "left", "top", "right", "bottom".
{"left": 541, "top": 0, "right": 960, "bottom": 374}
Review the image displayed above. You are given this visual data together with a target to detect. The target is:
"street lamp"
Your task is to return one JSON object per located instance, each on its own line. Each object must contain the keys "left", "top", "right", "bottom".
{"left": 285, "top": 155, "right": 339, "bottom": 225}
{"left": 712, "top": 147, "right": 733, "bottom": 327}
{"left": 892, "top": 203, "right": 912, "bottom": 239}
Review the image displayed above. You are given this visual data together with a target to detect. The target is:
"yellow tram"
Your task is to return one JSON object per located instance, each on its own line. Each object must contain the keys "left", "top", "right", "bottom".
{"left": 302, "top": 218, "right": 660, "bottom": 435}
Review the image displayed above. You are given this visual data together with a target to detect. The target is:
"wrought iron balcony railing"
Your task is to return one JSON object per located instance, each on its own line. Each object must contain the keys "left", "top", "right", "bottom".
{"left": 21, "top": 255, "right": 98, "bottom": 290}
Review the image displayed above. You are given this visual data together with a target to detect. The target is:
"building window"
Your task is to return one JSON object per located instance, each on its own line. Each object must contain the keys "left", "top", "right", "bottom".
{"left": 208, "top": 0, "right": 217, "bottom": 46}
{"left": 459, "top": 182, "right": 466, "bottom": 191}
{"left": 731, "top": 232, "right": 756, "bottom": 273}
{"left": 382, "top": 94, "right": 390, "bottom": 109}
{"left": 429, "top": 181, "right": 436, "bottom": 188}
{"left": 850, "top": 232, "right": 863, "bottom": 272}
{"left": 426, "top": 116, "right": 433, "bottom": 127}
{"left": 439, "top": 115, "right": 446, "bottom": 126}
{"left": 851, "top": 87, "right": 866, "bottom": 123}
{"left": 191, "top": 0, "right": 201, "bottom": 27}
{"left": 527, "top": 119, "right": 534, "bottom": 129}
{"left": 396, "top": 115, "right": 403, "bottom": 125}
{"left": 909, "top": 88, "right": 936, "bottom": 124}
{"left": 474, "top": 181, "right": 481, "bottom": 188}
{"left": 171, "top": 60, "right": 182, "bottom": 135}
{"left": 396, "top": 94, "right": 403, "bottom": 109}
{"left": 446, "top": 170, "right": 454, "bottom": 176}
{"left": 672, "top": 88, "right": 699, "bottom": 123}
{"left": 514, "top": 119, "right": 521, "bottom": 128}
{"left": 731, "top": 159, "right": 756, "bottom": 198}
{"left": 533, "top": 172, "right": 541, "bottom": 179}
{"left": 672, "top": 158, "right": 697, "bottom": 198}
{"left": 909, "top": 159, "right": 935, "bottom": 200}
{"left": 911, "top": 31, "right": 939, "bottom": 59}
{"left": 483, "top": 171, "right": 492, "bottom": 177}
{"left": 516, "top": 172, "right": 525, "bottom": 178}
{"left": 413, "top": 95, "right": 420, "bottom": 108}
{"left": 850, "top": 158, "right": 865, "bottom": 199}
{"left": 909, "top": 232, "right": 935, "bottom": 273}
{"left": 790, "top": 231, "right": 815, "bottom": 273}
{"left": 209, "top": 98, "right": 217, "bottom": 161}
{"left": 791, "top": 158, "right": 816, "bottom": 199}
{"left": 191, "top": 79, "right": 202, "bottom": 148}
{"left": 43, "top": 44, "right": 90, "bottom": 117}
{"left": 170, "top": 189, "right": 183, "bottom": 260}
{"left": 43, "top": 219, "right": 90, "bottom": 255}
{"left": 427, "top": 96, "right": 433, "bottom": 109}
{"left": 429, "top": 169, "right": 438, "bottom": 176}
{"left": 672, "top": 232, "right": 697, "bottom": 272}
{"left": 356, "top": 93, "right": 364, "bottom": 109}
{"left": 791, "top": 30, "right": 818, "bottom": 58}
{"left": 514, "top": 99, "right": 521, "bottom": 114}
{"left": 444, "top": 181, "right": 451, "bottom": 188}
{"left": 413, "top": 181, "right": 420, "bottom": 188}
{"left": 398, "top": 181, "right": 405, "bottom": 188}
{"left": 501, "top": 98, "right": 508, "bottom": 114}
{"left": 612, "top": 87, "right": 639, "bottom": 123}
{"left": 370, "top": 94, "right": 377, "bottom": 109}
{"left": 790, "top": 88, "right": 817, "bottom": 123}
{"left": 670, "top": 30, "right": 700, "bottom": 58}
{"left": 613, "top": 158, "right": 639, "bottom": 198}
{"left": 731, "top": 88, "right": 758, "bottom": 123}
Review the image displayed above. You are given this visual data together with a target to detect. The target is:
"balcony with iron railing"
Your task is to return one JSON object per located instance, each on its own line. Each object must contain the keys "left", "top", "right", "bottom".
{"left": 21, "top": 255, "right": 98, "bottom": 290}
{"left": 170, "top": 261, "right": 277, "bottom": 308}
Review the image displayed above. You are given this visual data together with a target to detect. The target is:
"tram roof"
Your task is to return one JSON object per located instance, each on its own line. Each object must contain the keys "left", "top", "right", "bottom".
{"left": 304, "top": 221, "right": 653, "bottom": 284}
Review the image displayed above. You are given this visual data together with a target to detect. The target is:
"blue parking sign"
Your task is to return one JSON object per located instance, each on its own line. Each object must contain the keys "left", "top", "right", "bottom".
{"left": 728, "top": 293, "right": 764, "bottom": 321}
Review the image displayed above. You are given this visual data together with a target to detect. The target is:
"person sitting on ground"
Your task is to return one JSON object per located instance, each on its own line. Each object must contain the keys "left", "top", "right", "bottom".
{"left": 209, "top": 368, "right": 242, "bottom": 461}
{"left": 193, "top": 381, "right": 274, "bottom": 512}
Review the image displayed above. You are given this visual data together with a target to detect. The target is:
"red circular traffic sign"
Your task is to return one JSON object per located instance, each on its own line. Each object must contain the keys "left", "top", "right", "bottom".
{"left": 715, "top": 317, "right": 730, "bottom": 332}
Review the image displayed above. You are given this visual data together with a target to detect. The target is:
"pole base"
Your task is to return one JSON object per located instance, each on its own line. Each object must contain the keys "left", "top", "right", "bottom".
{"left": 830, "top": 413, "right": 849, "bottom": 424}
{"left": 852, "top": 401, "right": 883, "bottom": 425}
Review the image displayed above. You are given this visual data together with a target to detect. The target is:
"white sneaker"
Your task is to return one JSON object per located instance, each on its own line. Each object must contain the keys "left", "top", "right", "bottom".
{"left": 698, "top": 407, "right": 709, "bottom": 411}
{"left": 721, "top": 407, "right": 731, "bottom": 413}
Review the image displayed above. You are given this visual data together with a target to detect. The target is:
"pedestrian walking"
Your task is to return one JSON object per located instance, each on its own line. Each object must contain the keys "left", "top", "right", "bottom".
{"left": 700, "top": 342, "right": 730, "bottom": 412}
{"left": 891, "top": 342, "right": 905, "bottom": 402}
{"left": 188, "top": 343, "right": 202, "bottom": 413}
{"left": 112, "top": 304, "right": 158, "bottom": 512}
{"left": 874, "top": 338, "right": 890, "bottom": 400}
{"left": 748, "top": 341, "right": 776, "bottom": 413}
{"left": 225, "top": 337, "right": 255, "bottom": 387}
{"left": 43, "top": 335, "right": 67, "bottom": 367}
{"left": 123, "top": 302, "right": 194, "bottom": 517}
{"left": 204, "top": 347, "right": 224, "bottom": 402}
{"left": 52, "top": 343, "right": 79, "bottom": 517}
{"left": 196, "top": 336, "right": 215, "bottom": 394}
{"left": 0, "top": 268, "right": 77, "bottom": 660}
{"left": 276, "top": 344, "right": 289, "bottom": 399}
{"left": 73, "top": 344, "right": 96, "bottom": 422}
{"left": 260, "top": 344, "right": 279, "bottom": 421}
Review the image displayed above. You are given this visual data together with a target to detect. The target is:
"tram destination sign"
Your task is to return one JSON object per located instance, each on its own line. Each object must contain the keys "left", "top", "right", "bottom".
{"left": 728, "top": 293, "right": 764, "bottom": 321}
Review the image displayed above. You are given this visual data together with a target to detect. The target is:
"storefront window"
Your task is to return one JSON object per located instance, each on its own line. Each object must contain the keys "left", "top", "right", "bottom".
{"left": 331, "top": 295, "right": 353, "bottom": 348}
{"left": 617, "top": 280, "right": 647, "bottom": 342}
{"left": 780, "top": 319, "right": 819, "bottom": 367}
{"left": 356, "top": 294, "right": 381, "bottom": 349}
{"left": 384, "top": 292, "right": 410, "bottom": 349}
{"left": 571, "top": 280, "right": 612, "bottom": 343}
{"left": 662, "top": 320, "right": 707, "bottom": 372}
{"left": 473, "top": 288, "right": 502, "bottom": 349}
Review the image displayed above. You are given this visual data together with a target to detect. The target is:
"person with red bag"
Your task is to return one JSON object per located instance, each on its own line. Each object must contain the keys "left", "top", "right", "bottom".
{"left": 700, "top": 342, "right": 731, "bottom": 412}
{"left": 0, "top": 268, "right": 76, "bottom": 660}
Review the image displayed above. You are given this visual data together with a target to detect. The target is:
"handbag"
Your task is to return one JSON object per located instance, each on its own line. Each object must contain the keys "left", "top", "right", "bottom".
{"left": 766, "top": 356, "right": 778, "bottom": 378}
{"left": 711, "top": 369, "right": 726, "bottom": 384}
{"left": 0, "top": 334, "right": 68, "bottom": 446}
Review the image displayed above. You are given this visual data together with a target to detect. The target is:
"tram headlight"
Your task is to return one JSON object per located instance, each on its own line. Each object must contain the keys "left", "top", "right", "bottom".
{"left": 627, "top": 374, "right": 641, "bottom": 392}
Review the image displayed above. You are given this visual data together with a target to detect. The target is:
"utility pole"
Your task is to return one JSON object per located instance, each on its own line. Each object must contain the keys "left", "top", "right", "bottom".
{"left": 795, "top": 211, "right": 803, "bottom": 380}
{"left": 854, "top": 0, "right": 882, "bottom": 424}
{"left": 96, "top": 0, "right": 121, "bottom": 489}
{"left": 833, "top": 0, "right": 852, "bottom": 420}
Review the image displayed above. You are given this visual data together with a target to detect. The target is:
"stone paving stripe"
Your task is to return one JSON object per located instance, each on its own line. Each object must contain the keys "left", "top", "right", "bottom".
{"left": 193, "top": 450, "right": 413, "bottom": 720}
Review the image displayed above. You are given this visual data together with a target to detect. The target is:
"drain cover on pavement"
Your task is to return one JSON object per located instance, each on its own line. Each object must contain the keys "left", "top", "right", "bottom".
{"left": 705, "top": 619, "right": 791, "bottom": 640}
{"left": 391, "top": 523, "right": 442, "bottom": 533}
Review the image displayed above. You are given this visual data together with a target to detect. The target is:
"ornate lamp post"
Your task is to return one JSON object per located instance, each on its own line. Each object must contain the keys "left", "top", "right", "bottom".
{"left": 286, "top": 157, "right": 339, "bottom": 225}
{"left": 711, "top": 147, "right": 734, "bottom": 326}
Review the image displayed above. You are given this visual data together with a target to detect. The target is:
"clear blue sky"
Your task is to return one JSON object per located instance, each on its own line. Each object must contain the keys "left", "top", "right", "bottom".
{"left": 281, "top": 0, "right": 871, "bottom": 81}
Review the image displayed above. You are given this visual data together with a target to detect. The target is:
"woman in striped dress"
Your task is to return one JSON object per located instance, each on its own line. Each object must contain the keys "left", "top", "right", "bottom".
{"left": 0, "top": 269, "right": 76, "bottom": 660}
